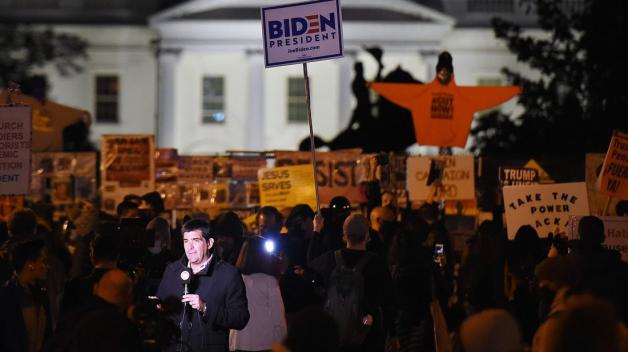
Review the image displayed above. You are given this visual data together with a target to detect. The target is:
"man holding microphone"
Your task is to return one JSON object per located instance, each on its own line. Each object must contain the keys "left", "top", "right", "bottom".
{"left": 157, "top": 219, "right": 249, "bottom": 352}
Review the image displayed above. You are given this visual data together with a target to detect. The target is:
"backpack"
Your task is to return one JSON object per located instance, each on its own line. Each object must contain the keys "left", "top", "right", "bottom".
{"left": 324, "top": 250, "right": 374, "bottom": 345}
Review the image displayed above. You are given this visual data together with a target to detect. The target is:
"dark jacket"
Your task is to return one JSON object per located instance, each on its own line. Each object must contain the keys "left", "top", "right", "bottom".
{"left": 46, "top": 296, "right": 141, "bottom": 352}
{"left": 157, "top": 255, "right": 250, "bottom": 352}
{"left": 0, "top": 277, "right": 52, "bottom": 352}
{"left": 310, "top": 249, "right": 396, "bottom": 351}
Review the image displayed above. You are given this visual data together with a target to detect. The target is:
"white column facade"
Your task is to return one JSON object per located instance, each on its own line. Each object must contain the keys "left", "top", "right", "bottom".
{"left": 156, "top": 48, "right": 181, "bottom": 148}
{"left": 246, "top": 50, "right": 266, "bottom": 151}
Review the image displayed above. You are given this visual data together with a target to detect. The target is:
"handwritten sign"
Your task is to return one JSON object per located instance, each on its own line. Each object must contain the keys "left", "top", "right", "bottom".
{"left": 503, "top": 182, "right": 590, "bottom": 239}
{"left": 407, "top": 155, "right": 475, "bottom": 201}
{"left": 0, "top": 106, "right": 31, "bottom": 195}
{"left": 586, "top": 153, "right": 620, "bottom": 215}
{"left": 258, "top": 164, "right": 316, "bottom": 210}
{"left": 597, "top": 130, "right": 628, "bottom": 200}
{"left": 261, "top": 0, "right": 343, "bottom": 67}
{"left": 178, "top": 156, "right": 214, "bottom": 184}
{"left": 103, "top": 135, "right": 153, "bottom": 184}
{"left": 100, "top": 135, "right": 155, "bottom": 214}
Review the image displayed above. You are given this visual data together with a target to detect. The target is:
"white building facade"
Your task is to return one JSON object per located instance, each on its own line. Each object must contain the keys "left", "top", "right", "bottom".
{"left": 6, "top": 0, "right": 539, "bottom": 153}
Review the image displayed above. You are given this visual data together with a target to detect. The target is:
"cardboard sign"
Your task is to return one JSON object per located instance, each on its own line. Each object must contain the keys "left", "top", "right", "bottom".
{"left": 597, "top": 130, "right": 628, "bottom": 200}
{"left": 274, "top": 150, "right": 361, "bottom": 205}
{"left": 586, "top": 153, "right": 620, "bottom": 216}
{"left": 101, "top": 135, "right": 155, "bottom": 214}
{"left": 102, "top": 135, "right": 154, "bottom": 184}
{"left": 503, "top": 182, "right": 590, "bottom": 239}
{"left": 178, "top": 156, "right": 214, "bottom": 183}
{"left": 0, "top": 106, "right": 31, "bottom": 195}
{"left": 231, "top": 157, "right": 268, "bottom": 181}
{"left": 499, "top": 167, "right": 539, "bottom": 187}
{"left": 407, "top": 155, "right": 475, "bottom": 201}
{"left": 261, "top": 0, "right": 343, "bottom": 67}
{"left": 523, "top": 159, "right": 554, "bottom": 184}
{"left": 155, "top": 148, "right": 179, "bottom": 183}
{"left": 30, "top": 152, "right": 97, "bottom": 203}
{"left": 258, "top": 164, "right": 317, "bottom": 210}
{"left": 194, "top": 182, "right": 229, "bottom": 208}
{"left": 567, "top": 216, "right": 628, "bottom": 262}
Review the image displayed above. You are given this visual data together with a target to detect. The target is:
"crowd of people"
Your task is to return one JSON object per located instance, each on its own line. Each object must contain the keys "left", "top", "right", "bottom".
{"left": 0, "top": 191, "right": 627, "bottom": 352}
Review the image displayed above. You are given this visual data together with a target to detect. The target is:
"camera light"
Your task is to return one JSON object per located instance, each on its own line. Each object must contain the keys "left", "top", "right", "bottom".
{"left": 264, "top": 239, "right": 275, "bottom": 253}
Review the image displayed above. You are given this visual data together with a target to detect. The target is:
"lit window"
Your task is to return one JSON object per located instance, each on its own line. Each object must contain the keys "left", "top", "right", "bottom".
{"left": 202, "top": 76, "right": 225, "bottom": 124}
{"left": 95, "top": 75, "right": 119, "bottom": 123}
{"left": 287, "top": 77, "right": 307, "bottom": 123}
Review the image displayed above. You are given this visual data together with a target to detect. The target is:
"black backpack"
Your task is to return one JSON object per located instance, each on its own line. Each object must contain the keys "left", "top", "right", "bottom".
{"left": 324, "top": 250, "right": 374, "bottom": 345}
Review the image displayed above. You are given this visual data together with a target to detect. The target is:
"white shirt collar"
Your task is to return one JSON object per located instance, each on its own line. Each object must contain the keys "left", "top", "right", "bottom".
{"left": 189, "top": 254, "right": 213, "bottom": 274}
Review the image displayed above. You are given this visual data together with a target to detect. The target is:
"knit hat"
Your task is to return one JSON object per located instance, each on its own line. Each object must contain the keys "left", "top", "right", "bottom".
{"left": 436, "top": 51, "right": 454, "bottom": 72}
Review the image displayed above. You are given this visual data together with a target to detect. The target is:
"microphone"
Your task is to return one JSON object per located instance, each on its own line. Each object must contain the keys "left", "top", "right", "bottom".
{"left": 180, "top": 268, "right": 192, "bottom": 298}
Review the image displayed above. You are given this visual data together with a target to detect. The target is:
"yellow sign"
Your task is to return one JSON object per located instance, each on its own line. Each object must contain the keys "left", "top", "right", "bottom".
{"left": 597, "top": 130, "right": 628, "bottom": 200}
{"left": 523, "top": 159, "right": 554, "bottom": 184}
{"left": 258, "top": 164, "right": 316, "bottom": 211}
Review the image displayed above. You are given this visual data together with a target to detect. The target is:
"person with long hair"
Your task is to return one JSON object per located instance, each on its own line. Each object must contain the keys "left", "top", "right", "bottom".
{"left": 230, "top": 236, "right": 287, "bottom": 352}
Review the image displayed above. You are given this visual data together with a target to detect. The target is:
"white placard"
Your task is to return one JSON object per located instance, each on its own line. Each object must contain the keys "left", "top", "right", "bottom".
{"left": 0, "top": 106, "right": 31, "bottom": 195}
{"left": 407, "top": 155, "right": 475, "bottom": 201}
{"left": 262, "top": 0, "right": 343, "bottom": 67}
{"left": 503, "top": 182, "right": 590, "bottom": 239}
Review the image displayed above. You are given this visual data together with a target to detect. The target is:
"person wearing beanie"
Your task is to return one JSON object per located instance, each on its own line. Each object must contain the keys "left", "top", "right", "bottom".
{"left": 435, "top": 51, "right": 454, "bottom": 85}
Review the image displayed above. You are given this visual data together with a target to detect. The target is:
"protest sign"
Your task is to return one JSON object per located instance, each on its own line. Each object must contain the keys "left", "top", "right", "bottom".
{"left": 499, "top": 167, "right": 539, "bottom": 187}
{"left": 0, "top": 106, "right": 31, "bottom": 195}
{"left": 0, "top": 91, "right": 88, "bottom": 152}
{"left": 503, "top": 182, "right": 590, "bottom": 239}
{"left": 274, "top": 150, "right": 360, "bottom": 205}
{"left": 406, "top": 155, "right": 475, "bottom": 201}
{"left": 155, "top": 148, "right": 179, "bottom": 183}
{"left": 258, "top": 164, "right": 317, "bottom": 210}
{"left": 261, "top": 0, "right": 343, "bottom": 67}
{"left": 231, "top": 157, "right": 268, "bottom": 181}
{"left": 101, "top": 135, "right": 155, "bottom": 214}
{"left": 596, "top": 130, "right": 628, "bottom": 200}
{"left": 194, "top": 182, "right": 229, "bottom": 208}
{"left": 586, "top": 153, "right": 620, "bottom": 216}
{"left": 30, "top": 152, "right": 97, "bottom": 203}
{"left": 523, "top": 159, "right": 554, "bottom": 184}
{"left": 102, "top": 135, "right": 153, "bottom": 184}
{"left": 567, "top": 216, "right": 628, "bottom": 262}
{"left": 178, "top": 156, "right": 214, "bottom": 183}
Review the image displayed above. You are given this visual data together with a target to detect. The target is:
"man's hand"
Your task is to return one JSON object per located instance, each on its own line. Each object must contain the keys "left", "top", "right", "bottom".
{"left": 182, "top": 294, "right": 206, "bottom": 312}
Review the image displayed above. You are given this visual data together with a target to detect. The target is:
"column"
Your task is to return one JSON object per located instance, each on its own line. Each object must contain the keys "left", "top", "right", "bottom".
{"left": 246, "top": 49, "right": 265, "bottom": 151}
{"left": 156, "top": 47, "right": 181, "bottom": 148}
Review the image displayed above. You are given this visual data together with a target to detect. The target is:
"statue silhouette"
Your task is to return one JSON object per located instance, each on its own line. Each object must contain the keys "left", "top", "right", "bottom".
{"left": 327, "top": 47, "right": 420, "bottom": 152}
